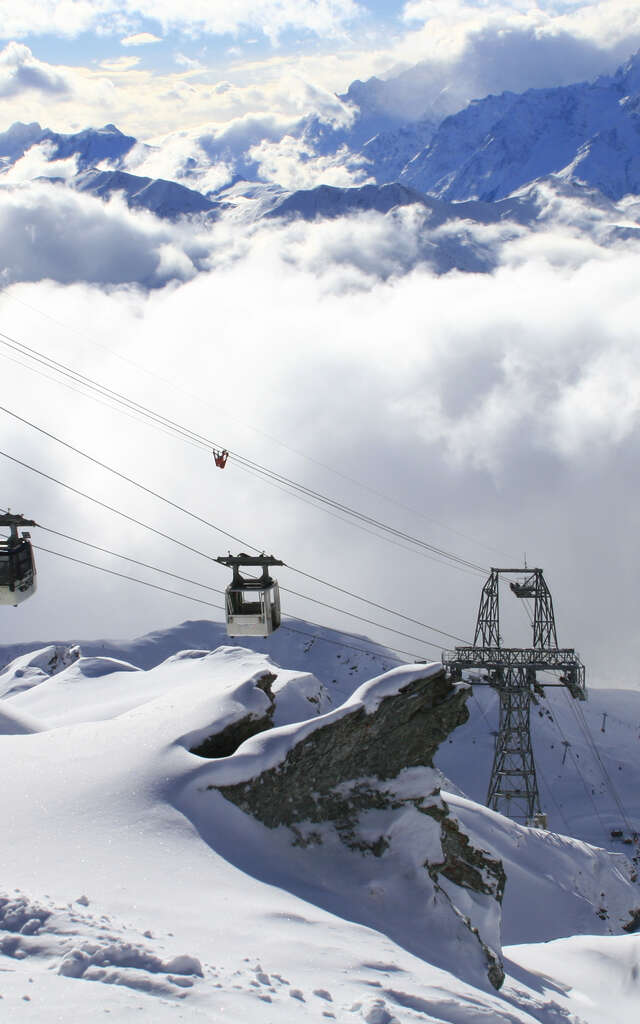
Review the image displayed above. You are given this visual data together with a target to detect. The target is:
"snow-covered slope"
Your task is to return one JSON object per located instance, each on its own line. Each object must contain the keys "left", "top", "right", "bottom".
{"left": 0, "top": 616, "right": 400, "bottom": 705}
{"left": 436, "top": 678, "right": 640, "bottom": 857}
{"left": 74, "top": 168, "right": 221, "bottom": 219}
{"left": 1, "top": 626, "right": 639, "bottom": 1022}
{"left": 0, "top": 121, "right": 137, "bottom": 169}
{"left": 264, "top": 182, "right": 430, "bottom": 221}
{"left": 3, "top": 617, "right": 639, "bottom": 860}
{"left": 402, "top": 52, "right": 640, "bottom": 201}
{"left": 360, "top": 118, "right": 437, "bottom": 184}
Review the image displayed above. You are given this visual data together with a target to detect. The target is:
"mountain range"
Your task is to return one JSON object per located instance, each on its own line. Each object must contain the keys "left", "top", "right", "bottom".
{"left": 2, "top": 49, "right": 640, "bottom": 231}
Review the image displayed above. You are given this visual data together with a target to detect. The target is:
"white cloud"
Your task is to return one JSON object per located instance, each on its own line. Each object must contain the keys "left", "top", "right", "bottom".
{"left": 174, "top": 53, "right": 203, "bottom": 70}
{"left": 399, "top": 1, "right": 640, "bottom": 72}
{"left": 0, "top": 181, "right": 207, "bottom": 286}
{"left": 121, "top": 108, "right": 346, "bottom": 192}
{"left": 100, "top": 55, "right": 141, "bottom": 71}
{"left": 0, "top": 142, "right": 79, "bottom": 183}
{"left": 121, "top": 32, "right": 162, "bottom": 46}
{"left": 0, "top": 1, "right": 364, "bottom": 44}
{"left": 2, "top": 176, "right": 640, "bottom": 683}
{"left": 248, "top": 136, "right": 372, "bottom": 190}
{"left": 0, "top": 50, "right": 357, "bottom": 142}
{"left": 3, "top": 3, "right": 640, "bottom": 141}
{"left": 0, "top": 41, "right": 72, "bottom": 98}
{"left": 122, "top": 132, "right": 236, "bottom": 193}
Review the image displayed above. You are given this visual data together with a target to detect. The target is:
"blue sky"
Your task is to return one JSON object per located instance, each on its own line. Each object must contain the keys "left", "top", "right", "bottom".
{"left": 1, "top": 3, "right": 408, "bottom": 75}
{"left": 0, "top": 2, "right": 640, "bottom": 137}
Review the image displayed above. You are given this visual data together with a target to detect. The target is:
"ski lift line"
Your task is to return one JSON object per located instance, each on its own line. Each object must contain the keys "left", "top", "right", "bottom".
{"left": 0, "top": 406, "right": 255, "bottom": 551}
{"left": 228, "top": 454, "right": 487, "bottom": 582}
{"left": 0, "top": 450, "right": 225, "bottom": 565}
{"left": 0, "top": 452, "right": 469, "bottom": 650}
{"left": 0, "top": 340, "right": 488, "bottom": 574}
{"left": 1, "top": 339, "right": 488, "bottom": 574}
{"left": 28, "top": 516, "right": 449, "bottom": 653}
{"left": 277, "top": 583, "right": 454, "bottom": 651}
{"left": 0, "top": 312, "right": 516, "bottom": 564}
{"left": 233, "top": 458, "right": 487, "bottom": 572}
{"left": 535, "top": 762, "right": 573, "bottom": 836}
{"left": 30, "top": 523, "right": 228, "bottom": 597}
{"left": 0, "top": 416, "right": 480, "bottom": 645}
{"left": 0, "top": 347, "right": 487, "bottom": 581}
{"left": 4, "top": 343, "right": 463, "bottom": 571}
{"left": 0, "top": 349, "right": 490, "bottom": 591}
{"left": 565, "top": 693, "right": 635, "bottom": 833}
{"left": 284, "top": 570, "right": 470, "bottom": 645}
{"left": 1, "top": 510, "right": 418, "bottom": 659}
{"left": 3, "top": 503, "right": 454, "bottom": 653}
{"left": 0, "top": 336, "right": 213, "bottom": 453}
{"left": 542, "top": 698, "right": 612, "bottom": 844}
{"left": 4, "top": 335, "right": 481, "bottom": 581}
{"left": 34, "top": 544, "right": 229, "bottom": 611}
{"left": 32, "top": 545, "right": 416, "bottom": 664}
{"left": 0, "top": 348, "right": 202, "bottom": 453}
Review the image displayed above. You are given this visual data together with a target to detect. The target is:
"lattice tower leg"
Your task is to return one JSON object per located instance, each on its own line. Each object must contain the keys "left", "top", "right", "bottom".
{"left": 486, "top": 667, "right": 541, "bottom": 824}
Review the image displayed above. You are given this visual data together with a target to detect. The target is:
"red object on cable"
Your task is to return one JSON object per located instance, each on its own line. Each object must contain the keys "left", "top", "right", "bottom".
{"left": 213, "top": 449, "right": 229, "bottom": 469}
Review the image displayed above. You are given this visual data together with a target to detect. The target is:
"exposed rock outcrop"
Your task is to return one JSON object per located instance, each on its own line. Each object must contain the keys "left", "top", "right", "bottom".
{"left": 206, "top": 664, "right": 506, "bottom": 989}
{"left": 190, "top": 672, "right": 277, "bottom": 758}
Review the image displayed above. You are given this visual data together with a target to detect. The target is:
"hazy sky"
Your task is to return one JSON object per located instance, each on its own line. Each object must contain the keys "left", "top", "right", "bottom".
{"left": 1, "top": 1, "right": 640, "bottom": 134}
{"left": 1, "top": 2, "right": 640, "bottom": 691}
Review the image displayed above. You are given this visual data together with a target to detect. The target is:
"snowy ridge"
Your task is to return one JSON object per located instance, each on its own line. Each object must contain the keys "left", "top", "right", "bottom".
{"left": 74, "top": 168, "right": 221, "bottom": 219}
{"left": 0, "top": 616, "right": 400, "bottom": 702}
{"left": 401, "top": 52, "right": 640, "bottom": 201}
{"left": 187, "top": 661, "right": 444, "bottom": 786}
{"left": 2, "top": 48, "right": 640, "bottom": 231}
{"left": 1, "top": 619, "right": 639, "bottom": 1020}
{"left": 0, "top": 121, "right": 137, "bottom": 168}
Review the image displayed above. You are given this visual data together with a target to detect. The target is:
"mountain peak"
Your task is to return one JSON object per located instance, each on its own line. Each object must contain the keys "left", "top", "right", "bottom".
{"left": 614, "top": 47, "right": 640, "bottom": 94}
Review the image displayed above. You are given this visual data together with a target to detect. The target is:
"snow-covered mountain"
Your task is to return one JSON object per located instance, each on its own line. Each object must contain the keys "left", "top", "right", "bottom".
{"left": 3, "top": 47, "right": 640, "bottom": 229}
{"left": 3, "top": 617, "right": 638, "bottom": 856}
{"left": 0, "top": 121, "right": 136, "bottom": 169}
{"left": 0, "top": 617, "right": 400, "bottom": 705}
{"left": 74, "top": 168, "right": 221, "bottom": 219}
{"left": 1, "top": 618, "right": 639, "bottom": 1022}
{"left": 401, "top": 52, "right": 640, "bottom": 201}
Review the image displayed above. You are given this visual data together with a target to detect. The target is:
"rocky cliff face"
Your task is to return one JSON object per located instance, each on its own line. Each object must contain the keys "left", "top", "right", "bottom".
{"left": 202, "top": 665, "right": 506, "bottom": 989}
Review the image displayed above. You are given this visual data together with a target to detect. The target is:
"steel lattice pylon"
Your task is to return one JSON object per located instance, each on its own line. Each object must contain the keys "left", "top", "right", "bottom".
{"left": 443, "top": 568, "right": 586, "bottom": 825}
{"left": 485, "top": 667, "right": 540, "bottom": 821}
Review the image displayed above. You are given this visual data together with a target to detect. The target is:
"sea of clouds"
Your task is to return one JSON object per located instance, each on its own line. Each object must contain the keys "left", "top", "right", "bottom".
{"left": 1, "top": 172, "right": 639, "bottom": 689}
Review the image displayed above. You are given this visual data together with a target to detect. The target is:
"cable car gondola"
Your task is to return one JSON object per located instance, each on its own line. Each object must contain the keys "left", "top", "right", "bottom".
{"left": 216, "top": 553, "right": 283, "bottom": 637}
{"left": 0, "top": 513, "right": 38, "bottom": 607}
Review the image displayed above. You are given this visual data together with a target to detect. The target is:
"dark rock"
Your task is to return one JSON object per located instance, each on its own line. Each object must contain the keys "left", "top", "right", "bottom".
{"left": 191, "top": 672, "right": 276, "bottom": 758}
{"left": 210, "top": 668, "right": 506, "bottom": 988}
{"left": 215, "top": 668, "right": 467, "bottom": 825}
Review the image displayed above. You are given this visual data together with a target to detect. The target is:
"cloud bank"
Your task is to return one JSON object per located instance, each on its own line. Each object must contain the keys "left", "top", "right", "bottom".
{"left": 0, "top": 42, "right": 71, "bottom": 99}
{"left": 1, "top": 180, "right": 639, "bottom": 688}
{"left": 0, "top": 0, "right": 364, "bottom": 44}
{"left": 0, "top": 182, "right": 209, "bottom": 286}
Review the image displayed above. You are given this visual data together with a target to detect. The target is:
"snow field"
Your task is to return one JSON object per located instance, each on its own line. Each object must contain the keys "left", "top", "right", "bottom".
{"left": 0, "top": 622, "right": 638, "bottom": 1021}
